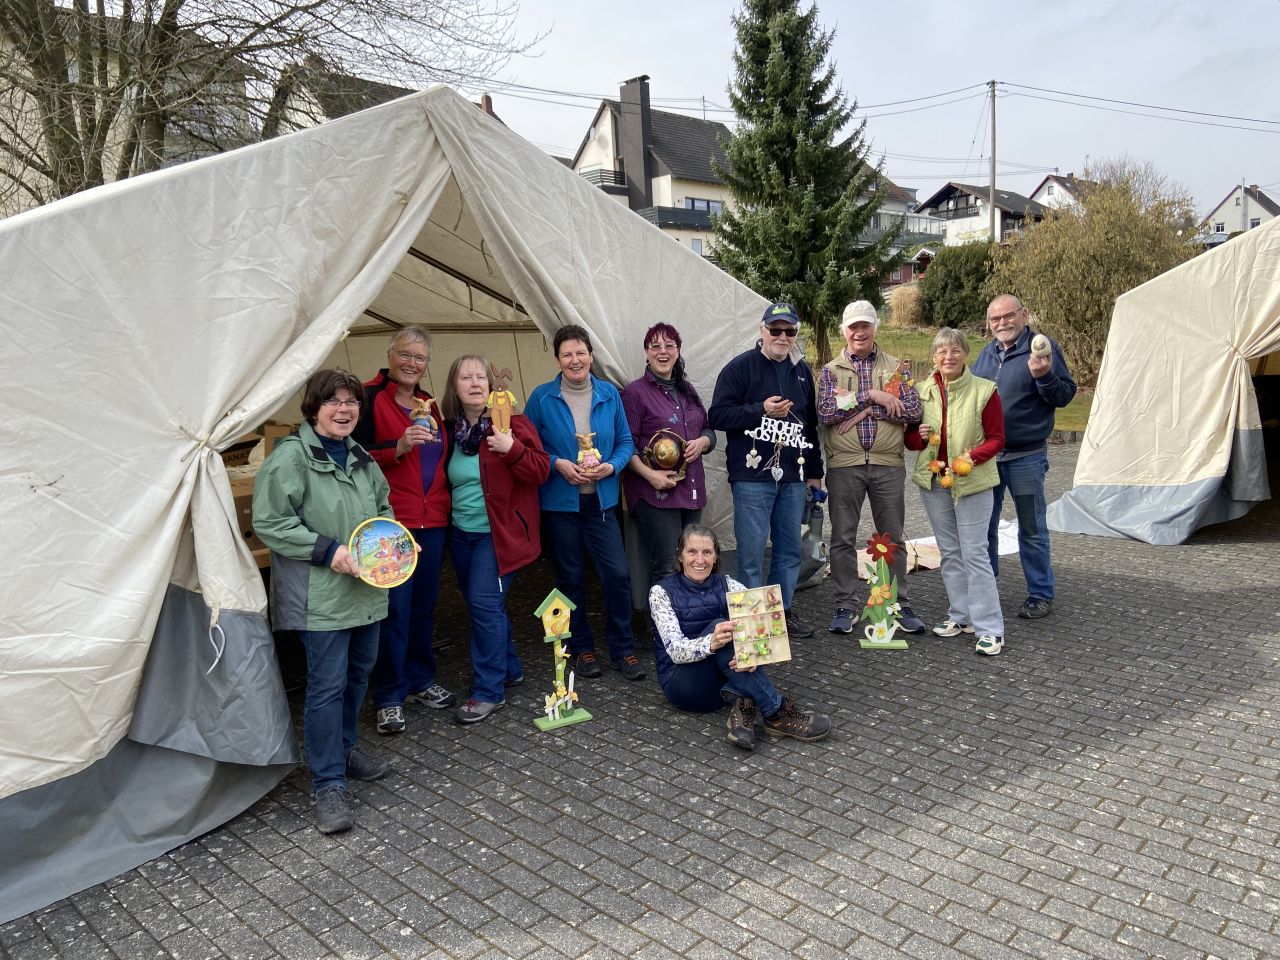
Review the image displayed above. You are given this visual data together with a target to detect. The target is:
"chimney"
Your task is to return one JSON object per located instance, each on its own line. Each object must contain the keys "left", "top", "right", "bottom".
{"left": 619, "top": 75, "right": 653, "bottom": 210}
{"left": 480, "top": 94, "right": 494, "bottom": 116}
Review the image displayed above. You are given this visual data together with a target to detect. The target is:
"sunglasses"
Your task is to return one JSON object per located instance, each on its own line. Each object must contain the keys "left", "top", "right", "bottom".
{"left": 764, "top": 326, "right": 798, "bottom": 338}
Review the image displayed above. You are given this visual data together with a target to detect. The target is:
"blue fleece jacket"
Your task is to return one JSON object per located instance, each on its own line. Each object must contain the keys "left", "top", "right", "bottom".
{"left": 708, "top": 343, "right": 824, "bottom": 484}
{"left": 970, "top": 326, "right": 1076, "bottom": 454}
{"left": 524, "top": 372, "right": 634, "bottom": 511}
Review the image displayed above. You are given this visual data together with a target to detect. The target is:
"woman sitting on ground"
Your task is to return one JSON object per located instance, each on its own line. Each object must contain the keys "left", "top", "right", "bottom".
{"left": 648, "top": 524, "right": 831, "bottom": 751}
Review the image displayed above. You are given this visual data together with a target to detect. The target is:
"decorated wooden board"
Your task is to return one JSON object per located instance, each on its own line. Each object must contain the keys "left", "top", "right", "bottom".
{"left": 726, "top": 584, "right": 792, "bottom": 668}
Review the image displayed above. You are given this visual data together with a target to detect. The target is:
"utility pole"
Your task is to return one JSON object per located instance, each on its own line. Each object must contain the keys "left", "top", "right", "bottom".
{"left": 1242, "top": 177, "right": 1248, "bottom": 233}
{"left": 989, "top": 80, "right": 997, "bottom": 242}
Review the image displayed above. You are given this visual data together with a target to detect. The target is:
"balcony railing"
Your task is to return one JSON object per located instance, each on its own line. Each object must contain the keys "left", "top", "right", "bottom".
{"left": 929, "top": 206, "right": 984, "bottom": 221}
{"left": 857, "top": 214, "right": 945, "bottom": 246}
{"left": 636, "top": 206, "right": 713, "bottom": 230}
{"left": 578, "top": 168, "right": 626, "bottom": 187}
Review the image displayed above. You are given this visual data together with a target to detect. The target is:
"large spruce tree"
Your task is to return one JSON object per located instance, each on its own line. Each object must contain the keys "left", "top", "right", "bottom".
{"left": 713, "top": 0, "right": 898, "bottom": 367}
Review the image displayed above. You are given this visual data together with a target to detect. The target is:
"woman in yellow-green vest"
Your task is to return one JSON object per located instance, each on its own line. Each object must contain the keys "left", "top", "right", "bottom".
{"left": 906, "top": 328, "right": 1007, "bottom": 655}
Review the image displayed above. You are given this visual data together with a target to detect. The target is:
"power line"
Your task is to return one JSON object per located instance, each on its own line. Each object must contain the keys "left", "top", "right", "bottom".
{"left": 1002, "top": 81, "right": 1280, "bottom": 127}
{"left": 1003, "top": 91, "right": 1280, "bottom": 135}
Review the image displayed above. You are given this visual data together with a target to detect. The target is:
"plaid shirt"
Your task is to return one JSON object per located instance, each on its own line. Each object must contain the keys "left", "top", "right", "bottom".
{"left": 816, "top": 346, "right": 922, "bottom": 450}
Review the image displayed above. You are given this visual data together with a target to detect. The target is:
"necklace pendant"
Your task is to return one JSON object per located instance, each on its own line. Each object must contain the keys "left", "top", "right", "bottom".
{"left": 746, "top": 449, "right": 762, "bottom": 469}
{"left": 770, "top": 465, "right": 784, "bottom": 482}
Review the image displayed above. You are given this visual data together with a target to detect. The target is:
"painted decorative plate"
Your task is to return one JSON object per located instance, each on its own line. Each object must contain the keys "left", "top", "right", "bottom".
{"left": 348, "top": 517, "right": 417, "bottom": 588}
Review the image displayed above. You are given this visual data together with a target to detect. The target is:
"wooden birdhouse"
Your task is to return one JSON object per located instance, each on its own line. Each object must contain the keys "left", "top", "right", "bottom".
{"left": 534, "top": 588, "right": 575, "bottom": 639}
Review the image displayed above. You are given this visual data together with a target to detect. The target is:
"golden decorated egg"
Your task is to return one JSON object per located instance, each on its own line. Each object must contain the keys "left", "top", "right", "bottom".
{"left": 652, "top": 437, "right": 682, "bottom": 468}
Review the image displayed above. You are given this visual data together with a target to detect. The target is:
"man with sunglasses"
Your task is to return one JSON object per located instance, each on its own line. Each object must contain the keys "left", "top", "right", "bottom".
{"left": 708, "top": 302, "right": 825, "bottom": 638}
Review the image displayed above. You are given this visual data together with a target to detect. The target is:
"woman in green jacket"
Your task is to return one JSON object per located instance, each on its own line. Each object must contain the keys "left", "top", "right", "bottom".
{"left": 252, "top": 369, "right": 394, "bottom": 835}
{"left": 905, "top": 329, "right": 1007, "bottom": 655}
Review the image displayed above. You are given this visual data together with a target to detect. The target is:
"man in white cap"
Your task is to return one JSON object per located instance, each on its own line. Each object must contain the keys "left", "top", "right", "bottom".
{"left": 816, "top": 300, "right": 925, "bottom": 635}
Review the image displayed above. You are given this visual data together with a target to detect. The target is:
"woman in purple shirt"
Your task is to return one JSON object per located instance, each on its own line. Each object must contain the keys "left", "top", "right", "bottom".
{"left": 621, "top": 323, "right": 717, "bottom": 598}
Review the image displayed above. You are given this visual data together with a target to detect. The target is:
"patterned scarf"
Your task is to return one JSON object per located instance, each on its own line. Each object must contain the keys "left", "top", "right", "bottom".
{"left": 451, "top": 414, "right": 491, "bottom": 456}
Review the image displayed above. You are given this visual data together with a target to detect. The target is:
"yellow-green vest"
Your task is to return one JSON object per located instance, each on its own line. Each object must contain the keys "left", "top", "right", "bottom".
{"left": 911, "top": 367, "right": 1000, "bottom": 499}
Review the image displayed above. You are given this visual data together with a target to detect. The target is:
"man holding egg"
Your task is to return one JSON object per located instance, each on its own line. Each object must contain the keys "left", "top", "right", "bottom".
{"left": 971, "top": 294, "right": 1077, "bottom": 620}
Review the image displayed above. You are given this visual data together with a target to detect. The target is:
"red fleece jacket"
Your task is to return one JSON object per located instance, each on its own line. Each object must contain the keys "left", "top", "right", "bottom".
{"left": 355, "top": 370, "right": 451, "bottom": 528}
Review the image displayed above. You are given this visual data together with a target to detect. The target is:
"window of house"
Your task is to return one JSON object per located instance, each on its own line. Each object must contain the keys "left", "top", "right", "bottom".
{"left": 1251, "top": 218, "right": 1261, "bottom": 229}
{"left": 1215, "top": 222, "right": 1226, "bottom": 233}
{"left": 684, "top": 197, "right": 724, "bottom": 214}
{"left": 1235, "top": 196, "right": 1242, "bottom": 205}
{"left": 1047, "top": 184, "right": 1055, "bottom": 196}
{"left": 692, "top": 239, "right": 704, "bottom": 255}
{"left": 891, "top": 266, "right": 902, "bottom": 281}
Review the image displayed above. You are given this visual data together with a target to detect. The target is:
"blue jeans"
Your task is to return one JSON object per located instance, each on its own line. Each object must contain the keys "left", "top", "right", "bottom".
{"left": 542, "top": 495, "right": 635, "bottom": 659}
{"left": 451, "top": 528, "right": 522, "bottom": 703}
{"left": 372, "top": 526, "right": 446, "bottom": 707}
{"left": 987, "top": 450, "right": 1054, "bottom": 601}
{"left": 300, "top": 622, "right": 381, "bottom": 793}
{"left": 659, "top": 643, "right": 783, "bottom": 717}
{"left": 731, "top": 480, "right": 806, "bottom": 609}
{"left": 632, "top": 501, "right": 702, "bottom": 598}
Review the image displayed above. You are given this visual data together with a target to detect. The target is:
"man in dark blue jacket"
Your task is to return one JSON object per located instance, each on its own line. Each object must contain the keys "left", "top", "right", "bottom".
{"left": 709, "top": 303, "right": 825, "bottom": 637}
{"left": 971, "top": 294, "right": 1076, "bottom": 619}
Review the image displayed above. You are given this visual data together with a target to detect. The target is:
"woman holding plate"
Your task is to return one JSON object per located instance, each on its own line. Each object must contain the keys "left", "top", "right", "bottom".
{"left": 621, "top": 322, "right": 717, "bottom": 598}
{"left": 354, "top": 326, "right": 457, "bottom": 737}
{"left": 440, "top": 355, "right": 550, "bottom": 724}
{"left": 253, "top": 369, "right": 394, "bottom": 835}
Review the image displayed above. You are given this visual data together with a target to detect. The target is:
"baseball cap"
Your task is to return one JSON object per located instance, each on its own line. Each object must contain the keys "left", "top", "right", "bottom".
{"left": 761, "top": 302, "right": 800, "bottom": 326}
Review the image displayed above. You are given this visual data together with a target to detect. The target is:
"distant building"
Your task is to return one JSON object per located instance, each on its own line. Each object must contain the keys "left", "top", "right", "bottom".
{"left": 1027, "top": 173, "right": 1091, "bottom": 212}
{"left": 913, "top": 182, "right": 1048, "bottom": 246}
{"left": 1200, "top": 183, "right": 1279, "bottom": 247}
{"left": 570, "top": 75, "right": 731, "bottom": 258}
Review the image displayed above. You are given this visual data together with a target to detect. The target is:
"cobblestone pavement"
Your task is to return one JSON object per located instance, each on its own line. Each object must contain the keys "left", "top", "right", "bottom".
{"left": 6, "top": 443, "right": 1280, "bottom": 959}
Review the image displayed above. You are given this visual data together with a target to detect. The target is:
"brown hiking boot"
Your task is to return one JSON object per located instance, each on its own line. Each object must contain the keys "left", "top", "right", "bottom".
{"left": 762, "top": 698, "right": 831, "bottom": 742}
{"left": 726, "top": 697, "right": 759, "bottom": 751}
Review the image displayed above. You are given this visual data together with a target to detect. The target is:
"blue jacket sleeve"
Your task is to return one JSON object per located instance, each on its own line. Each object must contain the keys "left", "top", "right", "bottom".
{"left": 708, "top": 357, "right": 765, "bottom": 430}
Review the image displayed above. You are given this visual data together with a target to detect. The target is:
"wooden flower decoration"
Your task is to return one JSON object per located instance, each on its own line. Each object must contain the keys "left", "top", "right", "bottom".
{"left": 867, "top": 532, "right": 899, "bottom": 567}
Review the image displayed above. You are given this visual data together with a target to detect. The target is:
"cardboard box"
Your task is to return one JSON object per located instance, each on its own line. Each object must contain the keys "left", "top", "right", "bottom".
{"left": 230, "top": 475, "right": 265, "bottom": 552}
{"left": 220, "top": 432, "right": 263, "bottom": 468}
{"left": 262, "top": 422, "right": 297, "bottom": 456}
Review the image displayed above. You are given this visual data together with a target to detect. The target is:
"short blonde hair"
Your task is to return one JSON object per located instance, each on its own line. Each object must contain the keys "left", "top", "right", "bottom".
{"left": 931, "top": 327, "right": 969, "bottom": 356}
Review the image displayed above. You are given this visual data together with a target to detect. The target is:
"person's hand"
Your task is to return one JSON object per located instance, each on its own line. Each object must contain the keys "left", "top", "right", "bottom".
{"left": 683, "top": 436, "right": 711, "bottom": 463}
{"left": 1028, "top": 353, "right": 1051, "bottom": 379}
{"left": 730, "top": 657, "right": 757, "bottom": 673}
{"left": 555, "top": 458, "right": 590, "bottom": 485}
{"left": 591, "top": 462, "right": 615, "bottom": 479}
{"left": 763, "top": 395, "right": 793, "bottom": 419}
{"left": 330, "top": 544, "right": 360, "bottom": 577}
{"left": 866, "top": 388, "right": 905, "bottom": 418}
{"left": 645, "top": 466, "right": 678, "bottom": 491}
{"left": 806, "top": 478, "right": 823, "bottom": 493}
{"left": 710, "top": 620, "right": 734, "bottom": 651}
{"left": 486, "top": 429, "right": 514, "bottom": 455}
{"left": 917, "top": 423, "right": 932, "bottom": 443}
{"left": 836, "top": 408, "right": 871, "bottom": 435}
{"left": 395, "top": 423, "right": 433, "bottom": 458}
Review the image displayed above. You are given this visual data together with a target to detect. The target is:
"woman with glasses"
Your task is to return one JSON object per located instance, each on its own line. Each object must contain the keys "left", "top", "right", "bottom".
{"left": 253, "top": 369, "right": 393, "bottom": 834}
{"left": 354, "top": 326, "right": 456, "bottom": 736}
{"left": 905, "top": 328, "right": 1007, "bottom": 656}
{"left": 621, "top": 323, "right": 716, "bottom": 598}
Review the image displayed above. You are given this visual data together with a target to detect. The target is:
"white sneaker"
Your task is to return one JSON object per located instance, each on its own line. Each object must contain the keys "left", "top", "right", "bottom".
{"left": 407, "top": 682, "right": 457, "bottom": 709}
{"left": 932, "top": 619, "right": 975, "bottom": 637}
{"left": 974, "top": 635, "right": 1004, "bottom": 656}
{"left": 375, "top": 704, "right": 405, "bottom": 734}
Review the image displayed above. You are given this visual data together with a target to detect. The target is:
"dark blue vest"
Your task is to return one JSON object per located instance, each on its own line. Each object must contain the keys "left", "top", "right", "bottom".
{"left": 651, "top": 572, "right": 730, "bottom": 687}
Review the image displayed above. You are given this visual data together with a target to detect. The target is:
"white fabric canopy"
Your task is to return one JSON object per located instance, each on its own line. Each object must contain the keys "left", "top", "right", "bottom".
{"left": 1049, "top": 216, "right": 1280, "bottom": 543}
{"left": 0, "top": 85, "right": 766, "bottom": 918}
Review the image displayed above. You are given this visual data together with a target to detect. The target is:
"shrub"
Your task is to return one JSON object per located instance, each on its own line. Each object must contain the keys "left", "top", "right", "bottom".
{"left": 919, "top": 242, "right": 993, "bottom": 329}
{"left": 886, "top": 283, "right": 924, "bottom": 328}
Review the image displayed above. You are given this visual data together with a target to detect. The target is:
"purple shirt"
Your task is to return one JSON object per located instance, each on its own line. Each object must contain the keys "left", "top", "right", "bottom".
{"left": 621, "top": 369, "right": 714, "bottom": 512}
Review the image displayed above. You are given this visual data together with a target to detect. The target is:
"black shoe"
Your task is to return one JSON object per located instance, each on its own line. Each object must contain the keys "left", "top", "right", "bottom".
{"left": 828, "top": 608, "right": 855, "bottom": 633}
{"left": 897, "top": 606, "right": 925, "bottom": 634}
{"left": 572, "top": 651, "right": 603, "bottom": 679}
{"left": 1018, "top": 598, "right": 1053, "bottom": 619}
{"left": 785, "top": 610, "right": 815, "bottom": 638}
{"left": 726, "top": 697, "right": 758, "bottom": 751}
{"left": 609, "top": 654, "right": 646, "bottom": 681}
{"left": 314, "top": 786, "right": 353, "bottom": 834}
{"left": 763, "top": 698, "right": 832, "bottom": 742}
{"left": 346, "top": 746, "right": 390, "bottom": 782}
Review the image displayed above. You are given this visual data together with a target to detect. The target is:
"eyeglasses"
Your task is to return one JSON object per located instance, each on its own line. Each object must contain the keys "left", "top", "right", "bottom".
{"left": 987, "top": 310, "right": 1021, "bottom": 324}
{"left": 321, "top": 398, "right": 362, "bottom": 409}
{"left": 764, "top": 326, "right": 798, "bottom": 338}
{"left": 646, "top": 342, "right": 679, "bottom": 351}
{"left": 394, "top": 351, "right": 429, "bottom": 365}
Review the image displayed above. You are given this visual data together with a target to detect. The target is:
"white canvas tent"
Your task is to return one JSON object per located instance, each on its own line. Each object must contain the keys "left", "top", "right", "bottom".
{"left": 1049, "top": 216, "right": 1280, "bottom": 543}
{"left": 0, "top": 86, "right": 766, "bottom": 922}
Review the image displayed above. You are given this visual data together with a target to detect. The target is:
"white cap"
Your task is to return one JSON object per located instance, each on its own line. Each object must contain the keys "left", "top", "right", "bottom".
{"left": 842, "top": 300, "right": 879, "bottom": 330}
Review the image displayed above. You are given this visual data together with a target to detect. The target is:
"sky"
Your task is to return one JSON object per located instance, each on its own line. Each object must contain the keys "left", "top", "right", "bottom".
{"left": 455, "top": 0, "right": 1280, "bottom": 217}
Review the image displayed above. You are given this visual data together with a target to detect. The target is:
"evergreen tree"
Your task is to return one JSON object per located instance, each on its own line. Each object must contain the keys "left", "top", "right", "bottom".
{"left": 713, "top": 0, "right": 899, "bottom": 367}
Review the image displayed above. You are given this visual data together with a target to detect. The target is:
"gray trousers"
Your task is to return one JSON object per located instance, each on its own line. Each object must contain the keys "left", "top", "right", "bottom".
{"left": 827, "top": 463, "right": 910, "bottom": 609}
{"left": 920, "top": 484, "right": 1004, "bottom": 637}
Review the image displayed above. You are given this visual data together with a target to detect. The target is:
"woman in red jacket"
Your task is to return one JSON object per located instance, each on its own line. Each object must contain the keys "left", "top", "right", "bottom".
{"left": 440, "top": 355, "right": 550, "bottom": 724}
{"left": 354, "top": 327, "right": 457, "bottom": 735}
